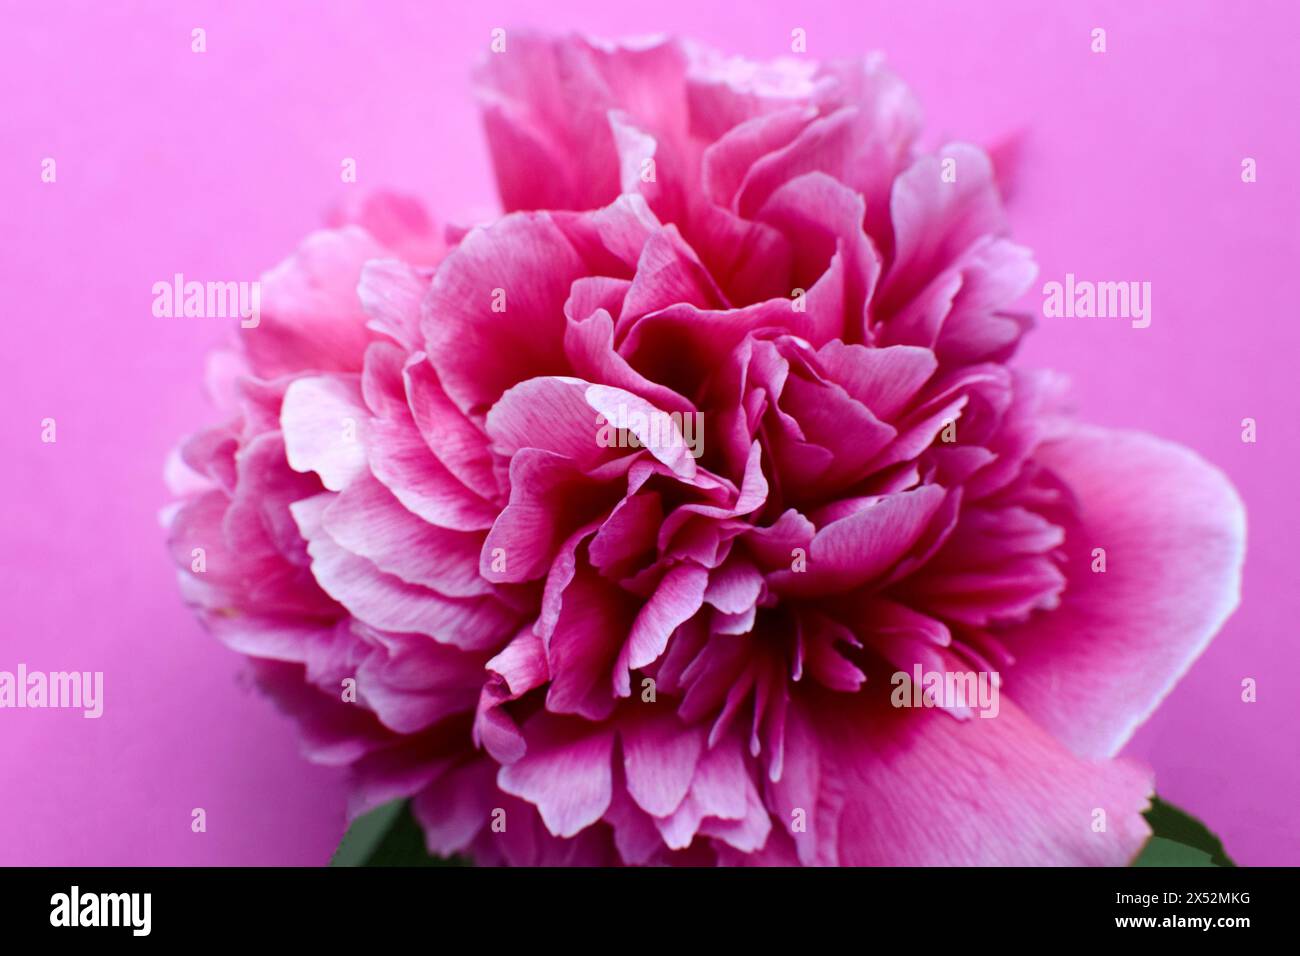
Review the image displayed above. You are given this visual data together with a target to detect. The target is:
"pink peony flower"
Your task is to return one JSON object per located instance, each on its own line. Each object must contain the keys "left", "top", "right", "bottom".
{"left": 166, "top": 34, "right": 1245, "bottom": 865}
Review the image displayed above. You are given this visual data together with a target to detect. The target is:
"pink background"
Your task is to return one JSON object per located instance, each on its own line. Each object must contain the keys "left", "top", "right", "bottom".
{"left": 2, "top": 0, "right": 1296, "bottom": 865}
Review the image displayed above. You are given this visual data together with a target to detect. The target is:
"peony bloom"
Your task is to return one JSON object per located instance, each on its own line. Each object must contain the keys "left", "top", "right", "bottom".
{"left": 166, "top": 34, "right": 1245, "bottom": 865}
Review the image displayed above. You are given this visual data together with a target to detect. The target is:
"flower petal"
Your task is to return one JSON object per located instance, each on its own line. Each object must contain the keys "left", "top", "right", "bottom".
{"left": 996, "top": 426, "right": 1246, "bottom": 758}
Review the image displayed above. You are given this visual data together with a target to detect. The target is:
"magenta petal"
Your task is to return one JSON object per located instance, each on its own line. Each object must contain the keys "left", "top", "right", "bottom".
{"left": 586, "top": 384, "right": 699, "bottom": 478}
{"left": 770, "top": 687, "right": 1152, "bottom": 866}
{"left": 402, "top": 355, "right": 498, "bottom": 498}
{"left": 880, "top": 143, "right": 1007, "bottom": 310}
{"left": 933, "top": 238, "right": 1037, "bottom": 365}
{"left": 411, "top": 760, "right": 498, "bottom": 856}
{"left": 481, "top": 449, "right": 604, "bottom": 584}
{"left": 322, "top": 473, "right": 491, "bottom": 598}
{"left": 545, "top": 565, "right": 631, "bottom": 721}
{"left": 292, "top": 495, "right": 515, "bottom": 651}
{"left": 281, "top": 375, "right": 368, "bottom": 492}
{"left": 564, "top": 310, "right": 695, "bottom": 415}
{"left": 498, "top": 713, "right": 616, "bottom": 838}
{"left": 474, "top": 33, "right": 688, "bottom": 214}
{"left": 604, "top": 784, "right": 666, "bottom": 865}
{"left": 589, "top": 490, "right": 663, "bottom": 575}
{"left": 475, "top": 627, "right": 549, "bottom": 764}
{"left": 245, "top": 227, "right": 385, "bottom": 379}
{"left": 487, "top": 376, "right": 612, "bottom": 468}
{"left": 997, "top": 426, "right": 1246, "bottom": 758}
{"left": 699, "top": 777, "right": 772, "bottom": 853}
{"left": 653, "top": 733, "right": 750, "bottom": 849}
{"left": 358, "top": 259, "right": 431, "bottom": 352}
{"left": 620, "top": 708, "right": 705, "bottom": 818}
{"left": 424, "top": 213, "right": 587, "bottom": 417}
{"left": 619, "top": 228, "right": 726, "bottom": 321}
{"left": 703, "top": 556, "right": 765, "bottom": 614}
{"left": 326, "top": 190, "right": 445, "bottom": 266}
{"left": 814, "top": 341, "right": 937, "bottom": 422}
{"left": 771, "top": 484, "right": 947, "bottom": 595}
{"left": 755, "top": 171, "right": 882, "bottom": 344}
{"left": 614, "top": 562, "right": 710, "bottom": 691}
{"left": 702, "top": 106, "right": 812, "bottom": 209}
{"left": 353, "top": 629, "right": 484, "bottom": 734}
{"left": 366, "top": 417, "right": 497, "bottom": 531}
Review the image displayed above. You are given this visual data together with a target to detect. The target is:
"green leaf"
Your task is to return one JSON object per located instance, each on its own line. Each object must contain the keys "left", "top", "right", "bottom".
{"left": 1132, "top": 837, "right": 1217, "bottom": 867}
{"left": 330, "top": 800, "right": 468, "bottom": 867}
{"left": 1132, "top": 796, "right": 1235, "bottom": 867}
